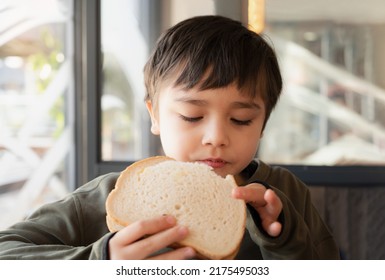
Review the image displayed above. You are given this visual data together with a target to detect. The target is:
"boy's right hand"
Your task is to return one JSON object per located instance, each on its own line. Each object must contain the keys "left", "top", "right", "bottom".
{"left": 108, "top": 215, "right": 196, "bottom": 260}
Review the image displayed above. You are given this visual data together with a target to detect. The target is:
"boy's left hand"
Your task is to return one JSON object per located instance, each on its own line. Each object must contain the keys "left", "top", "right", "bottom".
{"left": 232, "top": 183, "right": 283, "bottom": 237}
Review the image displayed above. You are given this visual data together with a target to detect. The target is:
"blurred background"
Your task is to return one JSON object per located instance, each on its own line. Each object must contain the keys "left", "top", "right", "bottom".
{"left": 0, "top": 0, "right": 384, "bottom": 259}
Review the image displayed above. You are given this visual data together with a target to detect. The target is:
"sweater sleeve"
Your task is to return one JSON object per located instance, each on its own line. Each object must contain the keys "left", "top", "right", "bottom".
{"left": 246, "top": 185, "right": 340, "bottom": 259}
{"left": 245, "top": 163, "right": 340, "bottom": 260}
{"left": 0, "top": 174, "right": 118, "bottom": 260}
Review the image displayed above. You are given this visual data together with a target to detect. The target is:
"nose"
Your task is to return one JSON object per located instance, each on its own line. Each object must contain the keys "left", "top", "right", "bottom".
{"left": 201, "top": 118, "right": 230, "bottom": 147}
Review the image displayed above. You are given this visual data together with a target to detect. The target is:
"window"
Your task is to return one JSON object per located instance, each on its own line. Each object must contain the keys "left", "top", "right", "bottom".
{"left": 0, "top": 0, "right": 74, "bottom": 229}
{"left": 100, "top": 0, "right": 157, "bottom": 161}
{"left": 258, "top": 0, "right": 385, "bottom": 185}
{"left": 74, "top": 0, "right": 163, "bottom": 184}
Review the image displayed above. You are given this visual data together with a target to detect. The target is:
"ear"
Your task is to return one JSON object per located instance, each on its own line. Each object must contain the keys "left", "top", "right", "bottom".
{"left": 145, "top": 101, "right": 160, "bottom": 135}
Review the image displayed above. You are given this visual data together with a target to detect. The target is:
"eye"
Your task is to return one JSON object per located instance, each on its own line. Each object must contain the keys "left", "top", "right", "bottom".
{"left": 231, "top": 118, "right": 252, "bottom": 126}
{"left": 179, "top": 115, "right": 203, "bottom": 123}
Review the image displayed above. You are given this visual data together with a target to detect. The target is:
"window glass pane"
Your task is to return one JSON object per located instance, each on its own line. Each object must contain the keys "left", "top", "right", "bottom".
{"left": 0, "top": 0, "right": 74, "bottom": 229}
{"left": 101, "top": 0, "right": 151, "bottom": 161}
{"left": 260, "top": 0, "right": 385, "bottom": 165}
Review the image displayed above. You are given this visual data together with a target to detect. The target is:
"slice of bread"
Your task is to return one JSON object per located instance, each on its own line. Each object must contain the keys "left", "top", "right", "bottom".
{"left": 105, "top": 156, "right": 246, "bottom": 260}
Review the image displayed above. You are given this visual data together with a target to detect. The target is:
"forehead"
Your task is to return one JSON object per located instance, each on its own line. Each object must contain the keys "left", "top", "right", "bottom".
{"left": 160, "top": 83, "right": 265, "bottom": 109}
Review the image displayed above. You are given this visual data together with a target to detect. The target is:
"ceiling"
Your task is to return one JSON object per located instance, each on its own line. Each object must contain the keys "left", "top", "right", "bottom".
{"left": 265, "top": 0, "right": 385, "bottom": 24}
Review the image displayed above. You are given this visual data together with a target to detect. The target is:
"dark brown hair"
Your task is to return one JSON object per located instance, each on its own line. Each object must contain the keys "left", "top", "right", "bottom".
{"left": 144, "top": 15, "right": 282, "bottom": 127}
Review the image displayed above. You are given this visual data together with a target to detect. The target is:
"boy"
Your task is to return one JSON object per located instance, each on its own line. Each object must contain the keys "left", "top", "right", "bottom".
{"left": 0, "top": 15, "right": 339, "bottom": 259}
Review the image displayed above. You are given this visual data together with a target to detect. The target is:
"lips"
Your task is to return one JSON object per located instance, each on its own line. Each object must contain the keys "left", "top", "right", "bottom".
{"left": 199, "top": 159, "right": 227, "bottom": 169}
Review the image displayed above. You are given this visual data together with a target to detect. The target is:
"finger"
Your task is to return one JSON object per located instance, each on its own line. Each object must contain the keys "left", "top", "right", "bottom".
{"left": 261, "top": 189, "right": 283, "bottom": 237}
{"left": 114, "top": 215, "right": 177, "bottom": 246}
{"left": 148, "top": 247, "right": 196, "bottom": 260}
{"left": 123, "top": 225, "right": 190, "bottom": 259}
{"left": 264, "top": 189, "right": 283, "bottom": 218}
{"left": 232, "top": 183, "right": 267, "bottom": 206}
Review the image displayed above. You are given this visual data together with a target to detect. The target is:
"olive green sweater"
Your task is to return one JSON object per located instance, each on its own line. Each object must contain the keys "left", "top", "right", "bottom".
{"left": 0, "top": 160, "right": 340, "bottom": 259}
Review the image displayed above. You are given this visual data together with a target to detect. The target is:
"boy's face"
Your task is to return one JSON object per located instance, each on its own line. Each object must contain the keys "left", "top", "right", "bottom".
{"left": 146, "top": 83, "right": 265, "bottom": 178}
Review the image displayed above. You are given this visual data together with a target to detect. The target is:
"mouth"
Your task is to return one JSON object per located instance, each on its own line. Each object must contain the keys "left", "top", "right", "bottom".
{"left": 199, "top": 158, "right": 227, "bottom": 169}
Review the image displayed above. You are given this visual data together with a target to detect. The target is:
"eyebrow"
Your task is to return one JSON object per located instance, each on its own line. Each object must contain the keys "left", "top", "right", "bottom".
{"left": 174, "top": 96, "right": 208, "bottom": 106}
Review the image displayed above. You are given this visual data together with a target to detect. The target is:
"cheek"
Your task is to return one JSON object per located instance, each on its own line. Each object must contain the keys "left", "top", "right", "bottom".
{"left": 158, "top": 116, "right": 195, "bottom": 159}
{"left": 237, "top": 127, "right": 262, "bottom": 156}
{"left": 241, "top": 136, "right": 260, "bottom": 155}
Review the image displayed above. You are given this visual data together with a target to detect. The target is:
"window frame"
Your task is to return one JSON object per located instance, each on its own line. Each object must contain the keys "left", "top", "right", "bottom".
{"left": 74, "top": 0, "right": 385, "bottom": 188}
{"left": 282, "top": 165, "right": 385, "bottom": 186}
